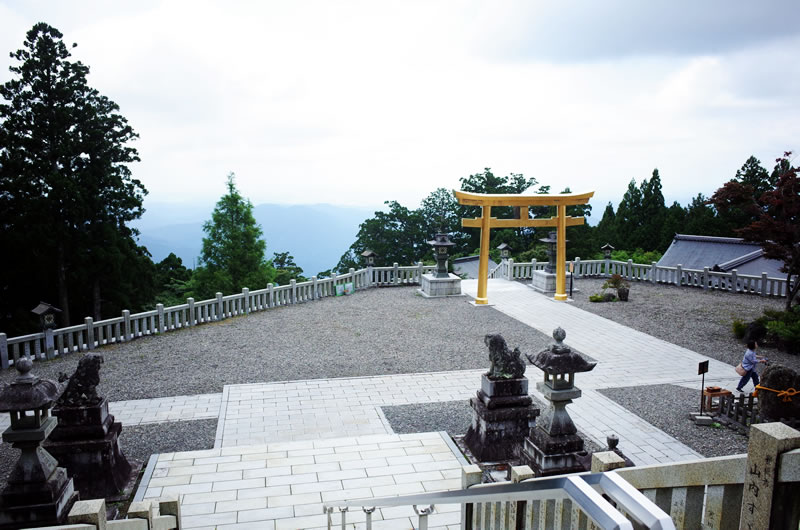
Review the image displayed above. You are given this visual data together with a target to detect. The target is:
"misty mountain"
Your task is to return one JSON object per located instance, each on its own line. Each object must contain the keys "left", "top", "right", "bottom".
{"left": 133, "top": 202, "right": 375, "bottom": 276}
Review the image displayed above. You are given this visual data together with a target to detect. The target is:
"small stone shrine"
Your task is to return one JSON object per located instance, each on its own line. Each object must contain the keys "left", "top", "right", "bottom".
{"left": 0, "top": 358, "right": 77, "bottom": 529}
{"left": 44, "top": 353, "right": 136, "bottom": 501}
{"left": 522, "top": 327, "right": 596, "bottom": 476}
{"left": 530, "top": 231, "right": 572, "bottom": 296}
{"left": 464, "top": 334, "right": 540, "bottom": 461}
{"left": 419, "top": 231, "right": 462, "bottom": 298}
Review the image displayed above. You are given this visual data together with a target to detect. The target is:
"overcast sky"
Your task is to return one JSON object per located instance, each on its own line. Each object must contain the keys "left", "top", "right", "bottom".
{"left": 2, "top": 1, "right": 799, "bottom": 221}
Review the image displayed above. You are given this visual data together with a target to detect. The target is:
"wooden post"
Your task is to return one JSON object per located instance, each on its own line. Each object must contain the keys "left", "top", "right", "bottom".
{"left": 0, "top": 333, "right": 8, "bottom": 370}
{"left": 554, "top": 204, "right": 567, "bottom": 300}
{"left": 739, "top": 423, "right": 800, "bottom": 529}
{"left": 476, "top": 206, "right": 491, "bottom": 304}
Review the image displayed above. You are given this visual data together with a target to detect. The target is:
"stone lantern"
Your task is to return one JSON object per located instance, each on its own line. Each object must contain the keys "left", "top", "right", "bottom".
{"left": 361, "top": 249, "right": 378, "bottom": 267}
{"left": 540, "top": 231, "right": 559, "bottom": 274}
{"left": 427, "top": 232, "right": 455, "bottom": 279}
{"left": 31, "top": 302, "right": 61, "bottom": 330}
{"left": 521, "top": 327, "right": 596, "bottom": 477}
{"left": 496, "top": 243, "right": 512, "bottom": 260}
{"left": 531, "top": 232, "right": 569, "bottom": 295}
{"left": 0, "top": 358, "right": 77, "bottom": 529}
{"left": 601, "top": 243, "right": 615, "bottom": 259}
{"left": 31, "top": 302, "right": 62, "bottom": 360}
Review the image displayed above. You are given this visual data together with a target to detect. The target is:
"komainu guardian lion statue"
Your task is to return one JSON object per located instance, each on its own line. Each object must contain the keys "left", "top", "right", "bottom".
{"left": 57, "top": 353, "right": 104, "bottom": 407}
{"left": 484, "top": 333, "right": 526, "bottom": 379}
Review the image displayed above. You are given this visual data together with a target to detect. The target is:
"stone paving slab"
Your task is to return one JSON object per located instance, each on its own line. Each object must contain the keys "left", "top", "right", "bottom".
{"left": 138, "top": 432, "right": 464, "bottom": 530}
{"left": 110, "top": 393, "right": 221, "bottom": 426}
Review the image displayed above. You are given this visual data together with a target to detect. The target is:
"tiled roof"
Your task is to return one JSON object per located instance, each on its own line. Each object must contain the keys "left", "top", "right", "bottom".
{"left": 658, "top": 234, "right": 784, "bottom": 277}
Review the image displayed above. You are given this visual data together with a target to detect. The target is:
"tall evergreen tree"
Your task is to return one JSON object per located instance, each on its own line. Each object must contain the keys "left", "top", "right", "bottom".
{"left": 192, "top": 174, "right": 274, "bottom": 298}
{"left": 637, "top": 169, "right": 668, "bottom": 250}
{"left": 595, "top": 202, "right": 617, "bottom": 249}
{"left": 0, "top": 23, "right": 146, "bottom": 330}
{"left": 614, "top": 179, "right": 643, "bottom": 250}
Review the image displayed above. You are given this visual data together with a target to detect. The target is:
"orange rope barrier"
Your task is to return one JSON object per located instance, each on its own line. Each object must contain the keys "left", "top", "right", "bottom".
{"left": 754, "top": 385, "right": 798, "bottom": 402}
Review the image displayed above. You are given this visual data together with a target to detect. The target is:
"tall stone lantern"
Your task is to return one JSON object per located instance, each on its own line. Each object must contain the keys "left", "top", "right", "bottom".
{"left": 0, "top": 358, "right": 77, "bottom": 529}
{"left": 428, "top": 232, "right": 455, "bottom": 279}
{"left": 522, "top": 327, "right": 596, "bottom": 476}
{"left": 497, "top": 243, "right": 512, "bottom": 260}
{"left": 531, "top": 232, "right": 569, "bottom": 295}
{"left": 601, "top": 243, "right": 615, "bottom": 259}
{"left": 31, "top": 302, "right": 61, "bottom": 360}
{"left": 361, "top": 249, "right": 378, "bottom": 267}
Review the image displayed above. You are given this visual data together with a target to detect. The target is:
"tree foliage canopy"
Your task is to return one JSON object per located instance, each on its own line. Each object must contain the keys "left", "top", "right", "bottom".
{"left": 0, "top": 23, "right": 149, "bottom": 331}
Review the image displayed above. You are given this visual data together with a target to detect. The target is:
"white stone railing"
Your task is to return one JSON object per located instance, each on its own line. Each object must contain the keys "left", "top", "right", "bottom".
{"left": 29, "top": 496, "right": 180, "bottom": 529}
{"left": 0, "top": 264, "right": 435, "bottom": 370}
{"left": 498, "top": 257, "right": 793, "bottom": 298}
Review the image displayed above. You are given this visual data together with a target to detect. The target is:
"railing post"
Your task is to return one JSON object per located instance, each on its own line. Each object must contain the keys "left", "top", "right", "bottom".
{"left": 85, "top": 317, "right": 95, "bottom": 350}
{"left": 507, "top": 258, "right": 514, "bottom": 280}
{"left": 676, "top": 264, "right": 682, "bottom": 286}
{"left": 761, "top": 272, "right": 768, "bottom": 296}
{"left": 367, "top": 265, "right": 374, "bottom": 287}
{"left": 0, "top": 333, "right": 8, "bottom": 370}
{"left": 331, "top": 272, "right": 338, "bottom": 294}
{"left": 460, "top": 464, "right": 482, "bottom": 529}
{"left": 591, "top": 451, "right": 626, "bottom": 472}
{"left": 731, "top": 269, "right": 738, "bottom": 292}
{"left": 67, "top": 498, "right": 107, "bottom": 529}
{"left": 739, "top": 423, "right": 800, "bottom": 529}
{"left": 627, "top": 259, "right": 633, "bottom": 281}
{"left": 267, "top": 284, "right": 274, "bottom": 307}
{"left": 122, "top": 309, "right": 131, "bottom": 340}
{"left": 44, "top": 328, "right": 55, "bottom": 360}
{"left": 349, "top": 268, "right": 355, "bottom": 290}
{"left": 242, "top": 287, "right": 250, "bottom": 314}
{"left": 156, "top": 303, "right": 165, "bottom": 333}
{"left": 290, "top": 280, "right": 297, "bottom": 303}
{"left": 532, "top": 258, "right": 537, "bottom": 276}
{"left": 574, "top": 257, "right": 580, "bottom": 279}
{"left": 509, "top": 465, "right": 534, "bottom": 525}
{"left": 703, "top": 267, "right": 709, "bottom": 291}
{"left": 418, "top": 261, "right": 425, "bottom": 283}
{"left": 604, "top": 255, "right": 610, "bottom": 277}
{"left": 312, "top": 276, "right": 318, "bottom": 300}
{"left": 128, "top": 500, "right": 154, "bottom": 528}
{"left": 393, "top": 262, "right": 400, "bottom": 285}
{"left": 651, "top": 262, "right": 657, "bottom": 284}
{"left": 186, "top": 298, "right": 195, "bottom": 326}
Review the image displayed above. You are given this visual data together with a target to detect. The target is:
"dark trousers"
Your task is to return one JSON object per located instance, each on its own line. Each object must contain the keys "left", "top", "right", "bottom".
{"left": 737, "top": 369, "right": 760, "bottom": 391}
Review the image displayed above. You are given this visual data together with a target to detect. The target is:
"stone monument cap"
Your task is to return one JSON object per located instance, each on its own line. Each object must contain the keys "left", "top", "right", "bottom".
{"left": 0, "top": 358, "right": 62, "bottom": 412}
{"left": 527, "top": 327, "right": 596, "bottom": 375}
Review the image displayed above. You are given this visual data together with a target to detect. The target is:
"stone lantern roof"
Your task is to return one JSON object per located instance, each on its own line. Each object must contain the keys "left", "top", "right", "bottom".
{"left": 528, "top": 328, "right": 596, "bottom": 375}
{"left": 0, "top": 358, "right": 62, "bottom": 412}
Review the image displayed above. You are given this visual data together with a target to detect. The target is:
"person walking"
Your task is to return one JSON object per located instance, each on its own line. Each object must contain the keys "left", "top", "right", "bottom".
{"left": 736, "top": 340, "right": 766, "bottom": 393}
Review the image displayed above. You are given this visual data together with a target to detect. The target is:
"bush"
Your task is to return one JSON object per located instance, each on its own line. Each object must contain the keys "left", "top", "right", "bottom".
{"left": 602, "top": 274, "right": 630, "bottom": 291}
{"left": 732, "top": 319, "right": 746, "bottom": 340}
{"left": 766, "top": 320, "right": 800, "bottom": 353}
{"left": 589, "top": 292, "right": 616, "bottom": 303}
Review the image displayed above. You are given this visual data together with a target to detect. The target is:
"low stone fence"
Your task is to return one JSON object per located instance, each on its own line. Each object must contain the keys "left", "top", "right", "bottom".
{"left": 494, "top": 257, "right": 793, "bottom": 298}
{"left": 1, "top": 264, "right": 435, "bottom": 370}
{"left": 29, "top": 497, "right": 180, "bottom": 530}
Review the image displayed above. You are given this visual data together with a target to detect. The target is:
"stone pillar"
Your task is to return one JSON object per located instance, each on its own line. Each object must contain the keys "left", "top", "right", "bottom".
{"left": 464, "top": 374, "right": 540, "bottom": 462}
{"left": 290, "top": 279, "right": 297, "bottom": 303}
{"left": 591, "top": 451, "right": 626, "bottom": 472}
{"left": 156, "top": 303, "right": 165, "bottom": 333}
{"left": 242, "top": 288, "right": 250, "bottom": 314}
{"left": 460, "top": 465, "right": 482, "bottom": 528}
{"left": 703, "top": 267, "right": 709, "bottom": 291}
{"left": 739, "top": 422, "right": 800, "bottom": 529}
{"left": 122, "top": 310, "right": 131, "bottom": 341}
{"left": 216, "top": 292, "right": 224, "bottom": 318}
{"left": 393, "top": 262, "right": 400, "bottom": 285}
{"left": 650, "top": 261, "right": 657, "bottom": 284}
{"left": 761, "top": 272, "right": 769, "bottom": 296}
{"left": 312, "top": 276, "right": 318, "bottom": 300}
{"left": 85, "top": 317, "right": 94, "bottom": 350}
{"left": 44, "top": 328, "right": 55, "bottom": 360}
{"left": 676, "top": 264, "right": 682, "bottom": 286}
{"left": 187, "top": 298, "right": 195, "bottom": 326}
{"left": 731, "top": 269, "right": 738, "bottom": 292}
{"left": 507, "top": 258, "right": 515, "bottom": 281}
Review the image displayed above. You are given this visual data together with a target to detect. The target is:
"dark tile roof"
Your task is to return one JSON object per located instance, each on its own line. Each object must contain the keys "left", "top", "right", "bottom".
{"left": 452, "top": 255, "right": 498, "bottom": 279}
{"left": 657, "top": 234, "right": 785, "bottom": 277}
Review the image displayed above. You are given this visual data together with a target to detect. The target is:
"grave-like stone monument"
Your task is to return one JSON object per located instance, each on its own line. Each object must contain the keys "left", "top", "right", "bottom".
{"left": 419, "top": 232, "right": 462, "bottom": 298}
{"left": 521, "top": 327, "right": 596, "bottom": 476}
{"left": 530, "top": 232, "right": 572, "bottom": 295}
{"left": 44, "top": 353, "right": 137, "bottom": 501}
{"left": 756, "top": 364, "right": 800, "bottom": 422}
{"left": 464, "top": 334, "right": 540, "bottom": 461}
{"left": 0, "top": 358, "right": 77, "bottom": 529}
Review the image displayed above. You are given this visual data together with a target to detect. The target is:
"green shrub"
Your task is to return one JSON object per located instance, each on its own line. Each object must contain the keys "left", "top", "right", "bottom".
{"left": 589, "top": 293, "right": 604, "bottom": 303}
{"left": 602, "top": 274, "right": 630, "bottom": 291}
{"left": 732, "top": 319, "right": 746, "bottom": 340}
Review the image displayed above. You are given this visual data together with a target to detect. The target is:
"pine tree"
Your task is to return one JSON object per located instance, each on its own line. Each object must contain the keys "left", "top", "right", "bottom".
{"left": 192, "top": 174, "right": 274, "bottom": 298}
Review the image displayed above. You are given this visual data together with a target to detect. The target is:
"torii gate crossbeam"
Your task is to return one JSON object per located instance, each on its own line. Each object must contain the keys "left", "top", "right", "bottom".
{"left": 454, "top": 190, "right": 594, "bottom": 304}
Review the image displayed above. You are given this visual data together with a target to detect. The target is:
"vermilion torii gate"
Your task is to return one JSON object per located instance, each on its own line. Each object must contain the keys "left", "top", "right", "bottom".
{"left": 454, "top": 190, "right": 594, "bottom": 304}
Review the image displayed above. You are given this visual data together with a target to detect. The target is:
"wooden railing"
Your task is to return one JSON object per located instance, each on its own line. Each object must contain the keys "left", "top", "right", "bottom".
{"left": 0, "top": 264, "right": 435, "bottom": 370}
{"left": 497, "top": 257, "right": 793, "bottom": 298}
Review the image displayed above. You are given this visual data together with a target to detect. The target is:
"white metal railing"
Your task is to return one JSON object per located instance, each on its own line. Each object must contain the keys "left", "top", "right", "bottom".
{"left": 325, "top": 468, "right": 674, "bottom": 530}
{"left": 0, "top": 263, "right": 435, "bottom": 370}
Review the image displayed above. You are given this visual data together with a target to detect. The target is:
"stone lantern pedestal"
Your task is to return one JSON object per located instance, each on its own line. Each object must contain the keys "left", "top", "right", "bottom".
{"left": 522, "top": 328, "right": 596, "bottom": 477}
{"left": 0, "top": 358, "right": 77, "bottom": 530}
{"left": 464, "top": 334, "right": 539, "bottom": 462}
{"left": 419, "top": 231, "right": 462, "bottom": 297}
{"left": 44, "top": 354, "right": 137, "bottom": 500}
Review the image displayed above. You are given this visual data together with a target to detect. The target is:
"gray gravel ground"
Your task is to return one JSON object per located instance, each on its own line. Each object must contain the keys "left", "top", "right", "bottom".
{"left": 599, "top": 384, "right": 749, "bottom": 457}
{"left": 0, "top": 288, "right": 552, "bottom": 401}
{"left": 570, "top": 278, "right": 798, "bottom": 371}
{"left": 0, "top": 419, "right": 216, "bottom": 493}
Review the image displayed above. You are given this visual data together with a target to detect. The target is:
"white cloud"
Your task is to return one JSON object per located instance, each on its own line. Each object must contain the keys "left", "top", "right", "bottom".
{"left": 1, "top": 1, "right": 799, "bottom": 223}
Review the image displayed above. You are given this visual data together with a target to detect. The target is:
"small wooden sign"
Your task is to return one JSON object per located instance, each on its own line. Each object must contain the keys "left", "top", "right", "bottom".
{"left": 698, "top": 360, "right": 709, "bottom": 375}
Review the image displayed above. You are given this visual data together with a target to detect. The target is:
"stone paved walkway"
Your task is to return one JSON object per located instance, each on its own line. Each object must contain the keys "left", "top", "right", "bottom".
{"left": 13, "top": 278, "right": 749, "bottom": 528}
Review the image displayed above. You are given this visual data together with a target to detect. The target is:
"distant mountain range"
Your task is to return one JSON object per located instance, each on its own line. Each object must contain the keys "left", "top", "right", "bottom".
{"left": 132, "top": 201, "right": 375, "bottom": 276}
